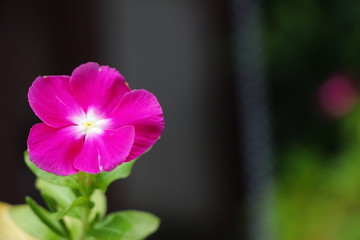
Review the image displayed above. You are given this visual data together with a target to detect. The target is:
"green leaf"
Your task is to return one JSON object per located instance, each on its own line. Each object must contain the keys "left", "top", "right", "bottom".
{"left": 36, "top": 179, "right": 83, "bottom": 218}
{"left": 116, "top": 210, "right": 160, "bottom": 240}
{"left": 53, "top": 196, "right": 87, "bottom": 221}
{"left": 64, "top": 216, "right": 82, "bottom": 240}
{"left": 41, "top": 193, "right": 73, "bottom": 239}
{"left": 41, "top": 192, "right": 58, "bottom": 212}
{"left": 24, "top": 151, "right": 78, "bottom": 188}
{"left": 36, "top": 179, "right": 76, "bottom": 208}
{"left": 26, "top": 196, "right": 67, "bottom": 238}
{"left": 95, "top": 159, "right": 137, "bottom": 191}
{"left": 88, "top": 210, "right": 160, "bottom": 240}
{"left": 87, "top": 213, "right": 133, "bottom": 240}
{"left": 10, "top": 204, "right": 61, "bottom": 240}
{"left": 89, "top": 189, "right": 107, "bottom": 223}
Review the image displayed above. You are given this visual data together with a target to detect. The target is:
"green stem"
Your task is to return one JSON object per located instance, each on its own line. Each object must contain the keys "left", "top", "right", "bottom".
{"left": 78, "top": 172, "right": 95, "bottom": 240}
{"left": 81, "top": 204, "right": 90, "bottom": 240}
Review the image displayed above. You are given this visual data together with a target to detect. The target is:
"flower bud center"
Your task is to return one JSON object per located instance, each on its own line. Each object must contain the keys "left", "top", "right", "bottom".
{"left": 84, "top": 121, "right": 94, "bottom": 129}
{"left": 73, "top": 108, "right": 110, "bottom": 136}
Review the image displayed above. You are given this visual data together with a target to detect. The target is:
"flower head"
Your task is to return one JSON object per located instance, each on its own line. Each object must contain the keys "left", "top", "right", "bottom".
{"left": 318, "top": 73, "right": 357, "bottom": 118}
{"left": 27, "top": 62, "right": 164, "bottom": 175}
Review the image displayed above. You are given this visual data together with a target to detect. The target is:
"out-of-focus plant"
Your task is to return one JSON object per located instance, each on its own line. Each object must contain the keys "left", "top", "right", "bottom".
{"left": 263, "top": 1, "right": 360, "bottom": 238}
{"left": 273, "top": 75, "right": 360, "bottom": 240}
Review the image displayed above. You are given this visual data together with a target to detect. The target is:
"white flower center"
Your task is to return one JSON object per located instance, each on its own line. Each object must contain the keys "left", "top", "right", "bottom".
{"left": 73, "top": 108, "right": 109, "bottom": 136}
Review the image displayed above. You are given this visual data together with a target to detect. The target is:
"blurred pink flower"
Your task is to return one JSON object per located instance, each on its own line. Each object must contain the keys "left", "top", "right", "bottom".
{"left": 318, "top": 73, "right": 357, "bottom": 118}
{"left": 27, "top": 62, "right": 164, "bottom": 176}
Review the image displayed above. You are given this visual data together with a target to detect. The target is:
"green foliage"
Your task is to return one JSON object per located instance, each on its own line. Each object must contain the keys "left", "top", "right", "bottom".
{"left": 274, "top": 106, "right": 360, "bottom": 240}
{"left": 10, "top": 204, "right": 61, "bottom": 240}
{"left": 88, "top": 211, "right": 160, "bottom": 240}
{"left": 115, "top": 211, "right": 161, "bottom": 240}
{"left": 36, "top": 179, "right": 83, "bottom": 219}
{"left": 95, "top": 159, "right": 137, "bottom": 191}
{"left": 8, "top": 152, "right": 158, "bottom": 240}
{"left": 26, "top": 196, "right": 68, "bottom": 238}
{"left": 89, "top": 189, "right": 107, "bottom": 224}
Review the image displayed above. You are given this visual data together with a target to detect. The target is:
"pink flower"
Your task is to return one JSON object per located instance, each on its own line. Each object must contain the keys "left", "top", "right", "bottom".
{"left": 318, "top": 73, "right": 357, "bottom": 118}
{"left": 27, "top": 62, "right": 164, "bottom": 176}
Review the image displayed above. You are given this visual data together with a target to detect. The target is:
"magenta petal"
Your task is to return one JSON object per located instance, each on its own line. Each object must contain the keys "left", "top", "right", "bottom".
{"left": 112, "top": 90, "right": 164, "bottom": 161}
{"left": 27, "top": 123, "right": 83, "bottom": 176}
{"left": 28, "top": 76, "right": 85, "bottom": 128}
{"left": 74, "top": 125, "right": 135, "bottom": 174}
{"left": 69, "top": 62, "right": 131, "bottom": 114}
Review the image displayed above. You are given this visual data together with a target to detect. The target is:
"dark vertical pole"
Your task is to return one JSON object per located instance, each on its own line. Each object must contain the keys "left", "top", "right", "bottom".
{"left": 229, "top": 0, "right": 274, "bottom": 240}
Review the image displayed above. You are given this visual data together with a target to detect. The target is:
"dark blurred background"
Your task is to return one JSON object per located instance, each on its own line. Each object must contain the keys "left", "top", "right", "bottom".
{"left": 3, "top": 0, "right": 360, "bottom": 240}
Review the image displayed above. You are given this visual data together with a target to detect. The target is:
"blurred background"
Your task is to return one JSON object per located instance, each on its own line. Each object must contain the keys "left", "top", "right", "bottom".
{"left": 2, "top": 0, "right": 360, "bottom": 239}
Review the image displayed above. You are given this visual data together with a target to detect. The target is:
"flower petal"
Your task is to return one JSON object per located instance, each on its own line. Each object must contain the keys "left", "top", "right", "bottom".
{"left": 111, "top": 90, "right": 164, "bottom": 161}
{"left": 28, "top": 76, "right": 85, "bottom": 128}
{"left": 74, "top": 125, "right": 135, "bottom": 174}
{"left": 27, "top": 123, "right": 83, "bottom": 176}
{"left": 69, "top": 62, "right": 131, "bottom": 114}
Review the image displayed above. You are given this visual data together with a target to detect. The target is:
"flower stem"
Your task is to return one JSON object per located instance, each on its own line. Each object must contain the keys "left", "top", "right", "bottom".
{"left": 80, "top": 204, "right": 90, "bottom": 240}
{"left": 78, "top": 172, "right": 95, "bottom": 240}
